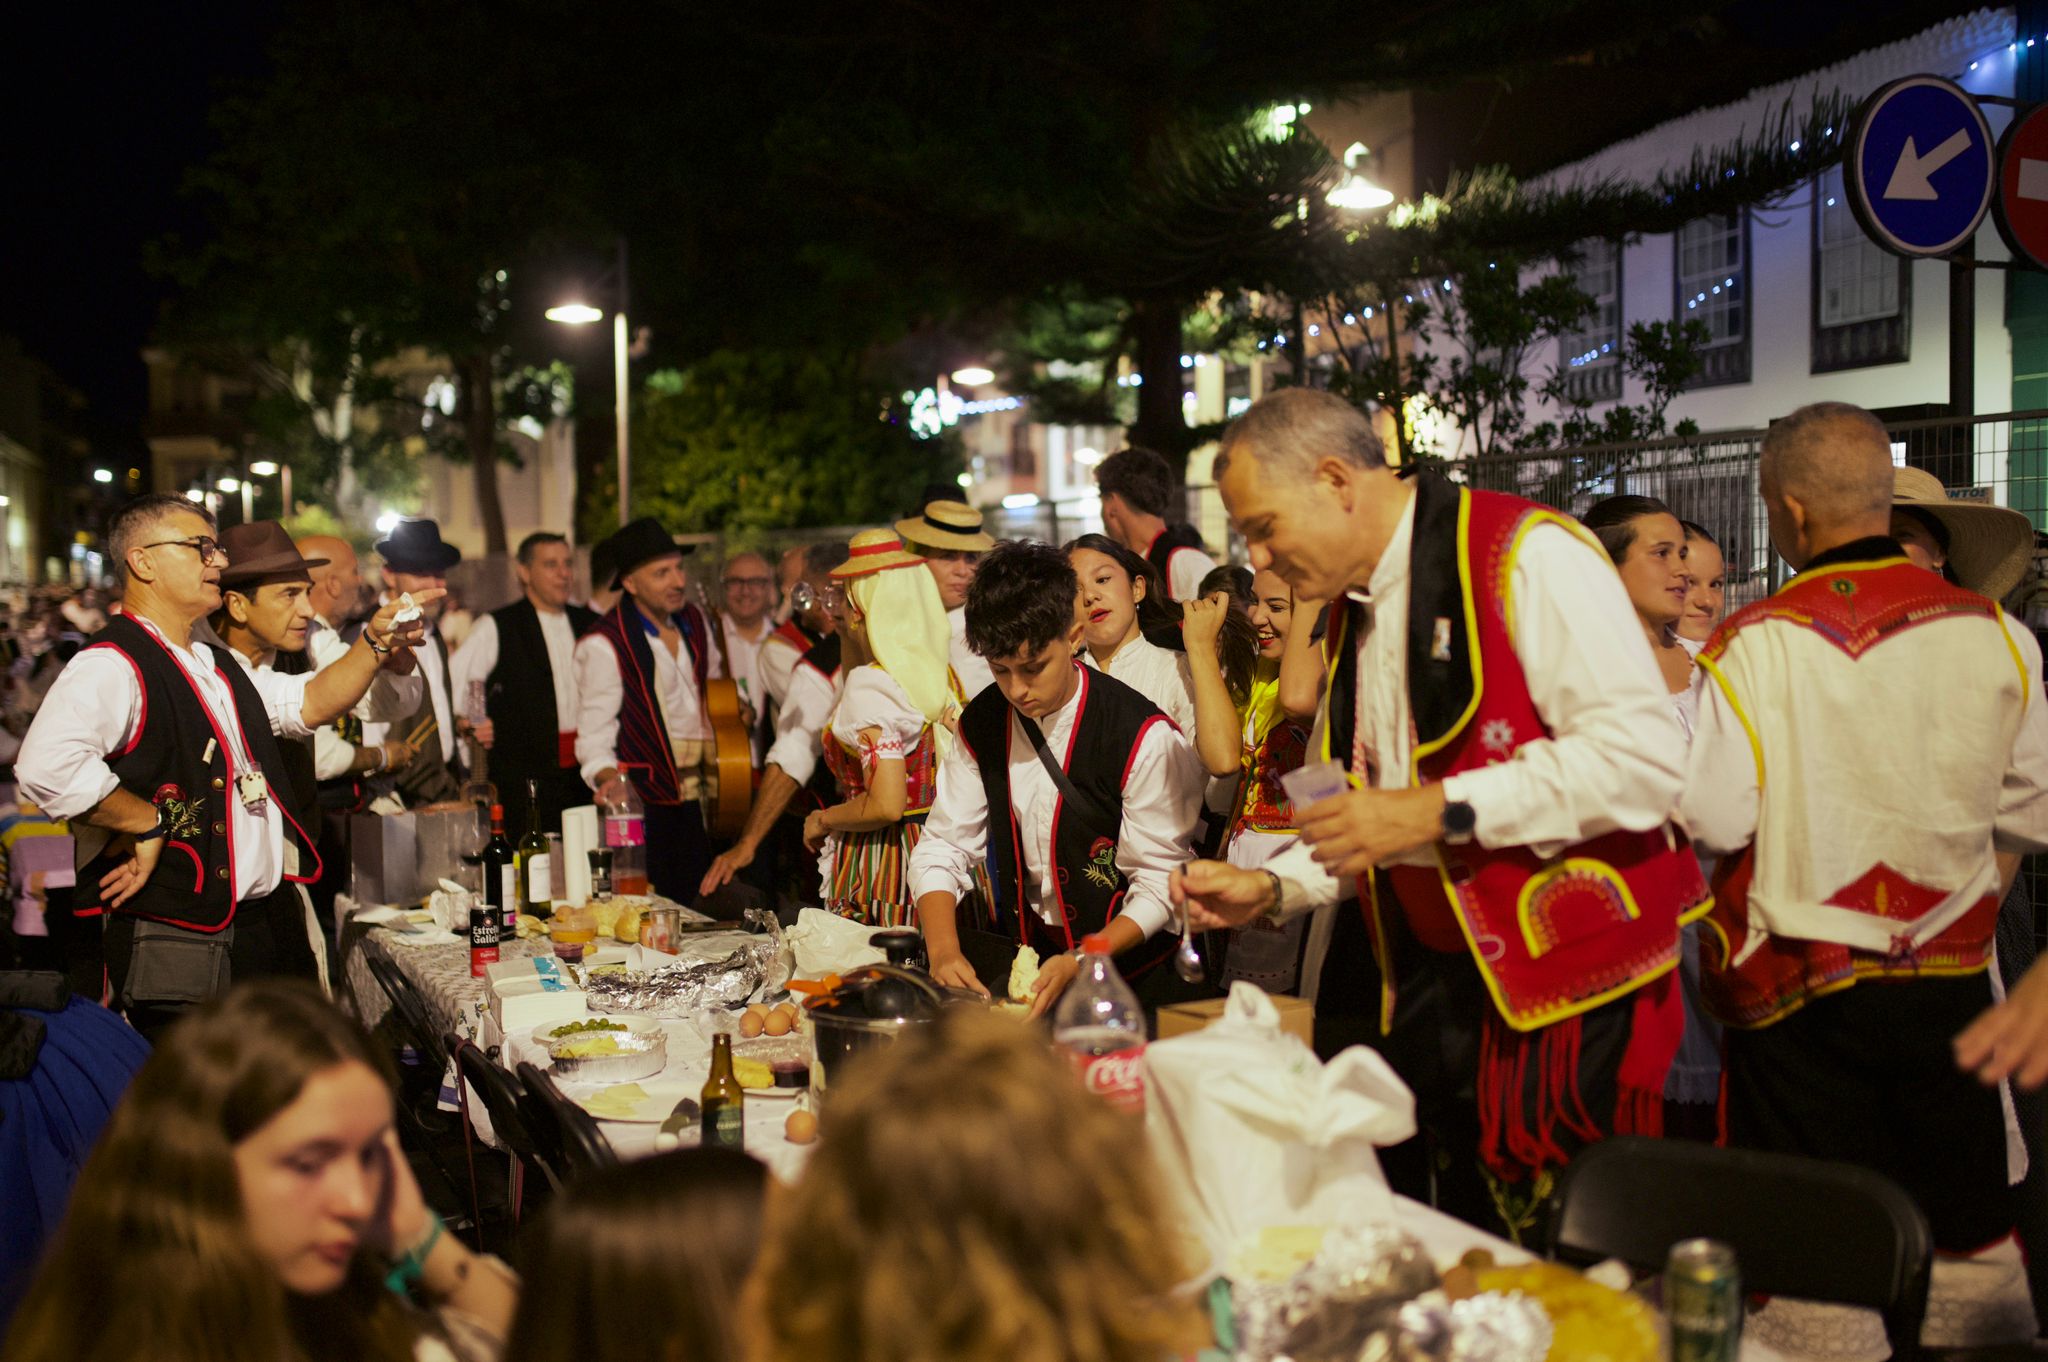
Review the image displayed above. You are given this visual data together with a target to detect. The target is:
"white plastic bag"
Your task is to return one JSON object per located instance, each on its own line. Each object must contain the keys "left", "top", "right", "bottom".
{"left": 1144, "top": 982, "right": 1417, "bottom": 1279}
{"left": 784, "top": 906, "right": 888, "bottom": 977}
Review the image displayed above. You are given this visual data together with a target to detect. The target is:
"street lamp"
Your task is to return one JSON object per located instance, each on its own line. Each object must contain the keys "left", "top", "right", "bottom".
{"left": 91, "top": 468, "right": 113, "bottom": 484}
{"left": 1327, "top": 142, "right": 1395, "bottom": 212}
{"left": 546, "top": 237, "right": 632, "bottom": 526}
{"left": 247, "top": 459, "right": 292, "bottom": 519}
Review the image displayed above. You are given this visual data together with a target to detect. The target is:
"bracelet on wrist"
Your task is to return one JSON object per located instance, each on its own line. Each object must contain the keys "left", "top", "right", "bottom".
{"left": 383, "top": 1212, "right": 444, "bottom": 1299}
{"left": 1261, "top": 869, "right": 1284, "bottom": 919}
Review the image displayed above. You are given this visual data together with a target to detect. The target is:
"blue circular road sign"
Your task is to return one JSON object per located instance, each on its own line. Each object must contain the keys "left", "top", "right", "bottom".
{"left": 1845, "top": 74, "right": 1994, "bottom": 258}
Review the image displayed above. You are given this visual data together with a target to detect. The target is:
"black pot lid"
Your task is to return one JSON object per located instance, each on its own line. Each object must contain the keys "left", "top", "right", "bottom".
{"left": 809, "top": 964, "right": 944, "bottom": 1023}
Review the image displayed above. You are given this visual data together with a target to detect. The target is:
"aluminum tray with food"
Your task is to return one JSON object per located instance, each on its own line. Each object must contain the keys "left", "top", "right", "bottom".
{"left": 541, "top": 1015, "right": 669, "bottom": 1083}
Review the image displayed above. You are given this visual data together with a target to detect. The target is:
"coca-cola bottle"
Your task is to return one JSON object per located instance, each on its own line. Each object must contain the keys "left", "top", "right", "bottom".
{"left": 1051, "top": 933, "right": 1147, "bottom": 1114}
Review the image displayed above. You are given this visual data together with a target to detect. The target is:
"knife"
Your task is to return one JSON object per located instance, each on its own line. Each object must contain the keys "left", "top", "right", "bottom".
{"left": 654, "top": 1096, "right": 701, "bottom": 1151}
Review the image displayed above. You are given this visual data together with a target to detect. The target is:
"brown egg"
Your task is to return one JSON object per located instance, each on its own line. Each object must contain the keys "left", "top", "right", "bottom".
{"left": 744, "top": 1003, "right": 770, "bottom": 1020}
{"left": 738, "top": 1011, "right": 766, "bottom": 1038}
{"left": 784, "top": 1108, "right": 818, "bottom": 1144}
{"left": 763, "top": 1008, "right": 793, "bottom": 1037}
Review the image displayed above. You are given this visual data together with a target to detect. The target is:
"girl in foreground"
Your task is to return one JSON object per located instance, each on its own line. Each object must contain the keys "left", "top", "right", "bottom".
{"left": 748, "top": 1010, "right": 1202, "bottom": 1362}
{"left": 6, "top": 981, "right": 517, "bottom": 1362}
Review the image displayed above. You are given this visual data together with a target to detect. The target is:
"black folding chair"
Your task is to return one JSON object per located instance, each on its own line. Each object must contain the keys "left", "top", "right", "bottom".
{"left": 515, "top": 1060, "right": 620, "bottom": 1181}
{"left": 364, "top": 952, "right": 448, "bottom": 1074}
{"left": 1549, "top": 1136, "right": 1933, "bottom": 1359}
{"left": 451, "top": 1033, "right": 562, "bottom": 1215}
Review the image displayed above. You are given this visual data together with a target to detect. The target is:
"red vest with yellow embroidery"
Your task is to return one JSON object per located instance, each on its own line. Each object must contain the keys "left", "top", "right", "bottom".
{"left": 1336, "top": 478, "right": 1710, "bottom": 1032}
{"left": 1230, "top": 703, "right": 1309, "bottom": 838}
{"left": 822, "top": 725, "right": 941, "bottom": 816}
{"left": 1698, "top": 558, "right": 2006, "bottom": 1028}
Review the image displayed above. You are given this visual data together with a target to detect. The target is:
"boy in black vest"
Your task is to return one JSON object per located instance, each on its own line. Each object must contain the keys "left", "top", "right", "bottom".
{"left": 909, "top": 541, "right": 1206, "bottom": 1018}
{"left": 1096, "top": 445, "right": 1217, "bottom": 603}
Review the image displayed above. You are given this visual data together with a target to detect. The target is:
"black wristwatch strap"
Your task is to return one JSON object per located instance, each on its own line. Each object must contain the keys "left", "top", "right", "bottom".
{"left": 134, "top": 813, "right": 168, "bottom": 843}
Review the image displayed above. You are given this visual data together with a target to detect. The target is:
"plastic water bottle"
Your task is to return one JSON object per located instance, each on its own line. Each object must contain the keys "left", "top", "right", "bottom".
{"left": 602, "top": 778, "right": 648, "bottom": 896}
{"left": 1051, "top": 933, "right": 1147, "bottom": 1114}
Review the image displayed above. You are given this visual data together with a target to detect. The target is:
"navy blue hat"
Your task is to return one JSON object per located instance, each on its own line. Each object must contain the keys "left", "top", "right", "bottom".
{"left": 374, "top": 518, "right": 461, "bottom": 574}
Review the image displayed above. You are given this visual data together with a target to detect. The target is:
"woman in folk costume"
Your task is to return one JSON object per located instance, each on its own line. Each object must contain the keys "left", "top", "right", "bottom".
{"left": 1183, "top": 565, "right": 1328, "bottom": 995}
{"left": 803, "top": 531, "right": 959, "bottom": 928}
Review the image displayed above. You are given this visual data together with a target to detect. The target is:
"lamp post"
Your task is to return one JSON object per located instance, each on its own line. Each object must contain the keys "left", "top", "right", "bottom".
{"left": 249, "top": 459, "right": 291, "bottom": 519}
{"left": 546, "top": 236, "right": 632, "bottom": 527}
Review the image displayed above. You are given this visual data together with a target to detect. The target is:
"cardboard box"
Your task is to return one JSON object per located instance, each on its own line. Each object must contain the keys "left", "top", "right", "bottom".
{"left": 1156, "top": 994, "right": 1314, "bottom": 1046}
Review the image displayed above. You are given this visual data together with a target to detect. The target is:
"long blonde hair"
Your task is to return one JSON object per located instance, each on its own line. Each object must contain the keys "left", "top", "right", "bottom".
{"left": 747, "top": 1011, "right": 1203, "bottom": 1362}
{"left": 849, "top": 564, "right": 955, "bottom": 729}
{"left": 4, "top": 981, "right": 419, "bottom": 1362}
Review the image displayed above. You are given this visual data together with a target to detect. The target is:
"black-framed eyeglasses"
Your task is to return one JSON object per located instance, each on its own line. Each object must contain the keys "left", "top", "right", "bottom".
{"left": 141, "top": 536, "right": 227, "bottom": 564}
{"left": 722, "top": 575, "right": 773, "bottom": 590}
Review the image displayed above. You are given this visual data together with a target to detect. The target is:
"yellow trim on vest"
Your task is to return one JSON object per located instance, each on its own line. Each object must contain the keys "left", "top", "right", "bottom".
{"left": 1694, "top": 652, "right": 1765, "bottom": 793}
{"left": 1409, "top": 490, "right": 1484, "bottom": 777}
{"left": 1679, "top": 893, "right": 1716, "bottom": 928}
{"left": 1430, "top": 845, "right": 1681, "bottom": 1032}
{"left": 1697, "top": 912, "right": 1732, "bottom": 966}
{"left": 1996, "top": 604, "right": 2030, "bottom": 717}
{"left": 1724, "top": 957, "right": 1991, "bottom": 1030}
{"left": 1502, "top": 511, "right": 1608, "bottom": 656}
{"left": 1514, "top": 857, "right": 1641, "bottom": 960}
{"left": 1782, "top": 555, "right": 1911, "bottom": 589}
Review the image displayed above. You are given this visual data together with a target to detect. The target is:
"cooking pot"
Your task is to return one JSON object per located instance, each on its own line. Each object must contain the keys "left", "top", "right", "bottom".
{"left": 803, "top": 963, "right": 952, "bottom": 1089}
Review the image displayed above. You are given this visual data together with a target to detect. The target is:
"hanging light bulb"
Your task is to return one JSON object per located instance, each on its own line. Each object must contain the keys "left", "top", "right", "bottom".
{"left": 1326, "top": 141, "right": 1395, "bottom": 212}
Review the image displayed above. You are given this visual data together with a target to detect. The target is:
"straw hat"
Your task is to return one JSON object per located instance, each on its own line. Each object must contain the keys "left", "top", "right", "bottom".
{"left": 895, "top": 499, "right": 995, "bottom": 553}
{"left": 1891, "top": 466, "right": 2034, "bottom": 600}
{"left": 830, "top": 530, "right": 927, "bottom": 579}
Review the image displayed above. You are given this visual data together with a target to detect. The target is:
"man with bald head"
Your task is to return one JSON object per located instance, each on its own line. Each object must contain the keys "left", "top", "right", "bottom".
{"left": 1681, "top": 401, "right": 2048, "bottom": 1305}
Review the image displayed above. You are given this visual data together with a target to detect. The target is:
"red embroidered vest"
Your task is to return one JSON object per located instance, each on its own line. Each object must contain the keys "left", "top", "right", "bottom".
{"left": 1343, "top": 483, "right": 1710, "bottom": 1032}
{"left": 1230, "top": 704, "right": 1308, "bottom": 838}
{"left": 1697, "top": 557, "right": 2006, "bottom": 1028}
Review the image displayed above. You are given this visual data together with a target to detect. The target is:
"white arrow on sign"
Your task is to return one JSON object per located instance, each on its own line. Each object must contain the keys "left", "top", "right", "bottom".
{"left": 1884, "top": 128, "right": 1974, "bottom": 200}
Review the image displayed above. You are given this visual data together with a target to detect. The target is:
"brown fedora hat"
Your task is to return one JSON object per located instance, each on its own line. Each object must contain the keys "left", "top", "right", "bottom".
{"left": 220, "top": 520, "right": 328, "bottom": 590}
{"left": 1892, "top": 467, "right": 2034, "bottom": 600}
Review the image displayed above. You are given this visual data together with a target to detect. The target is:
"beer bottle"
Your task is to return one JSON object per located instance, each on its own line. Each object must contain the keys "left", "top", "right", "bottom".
{"left": 701, "top": 1033, "right": 745, "bottom": 1149}
{"left": 517, "top": 779, "right": 552, "bottom": 922}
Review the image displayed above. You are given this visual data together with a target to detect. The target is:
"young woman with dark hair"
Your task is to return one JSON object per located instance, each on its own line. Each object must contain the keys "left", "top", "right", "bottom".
{"left": 5, "top": 980, "right": 517, "bottom": 1362}
{"left": 1582, "top": 494, "right": 1701, "bottom": 738}
{"left": 1064, "top": 533, "right": 1198, "bottom": 739}
{"left": 1677, "top": 520, "right": 1726, "bottom": 645}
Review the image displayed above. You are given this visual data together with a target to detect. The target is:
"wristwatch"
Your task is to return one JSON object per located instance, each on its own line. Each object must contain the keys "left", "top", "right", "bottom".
{"left": 1441, "top": 799, "right": 1477, "bottom": 846}
{"left": 1261, "top": 868, "right": 1285, "bottom": 918}
{"left": 135, "top": 812, "right": 168, "bottom": 843}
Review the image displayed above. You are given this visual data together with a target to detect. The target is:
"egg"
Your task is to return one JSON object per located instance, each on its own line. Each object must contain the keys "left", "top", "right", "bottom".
{"left": 763, "top": 1008, "right": 793, "bottom": 1037}
{"left": 739, "top": 1011, "right": 766, "bottom": 1038}
{"left": 744, "top": 1003, "right": 770, "bottom": 1020}
{"left": 784, "top": 1109, "right": 818, "bottom": 1144}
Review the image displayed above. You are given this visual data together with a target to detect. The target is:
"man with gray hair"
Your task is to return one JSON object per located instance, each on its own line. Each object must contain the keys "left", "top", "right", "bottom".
{"left": 16, "top": 494, "right": 438, "bottom": 1036}
{"left": 1176, "top": 386, "right": 1703, "bottom": 1240}
{"left": 1683, "top": 401, "right": 2048, "bottom": 1338}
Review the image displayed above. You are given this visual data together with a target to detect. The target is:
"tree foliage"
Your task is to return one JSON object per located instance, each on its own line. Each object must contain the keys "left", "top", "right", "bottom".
{"left": 627, "top": 351, "right": 959, "bottom": 549}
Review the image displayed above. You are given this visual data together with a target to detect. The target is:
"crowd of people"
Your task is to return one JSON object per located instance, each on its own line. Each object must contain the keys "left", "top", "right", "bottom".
{"left": 9, "top": 393, "right": 2048, "bottom": 1358}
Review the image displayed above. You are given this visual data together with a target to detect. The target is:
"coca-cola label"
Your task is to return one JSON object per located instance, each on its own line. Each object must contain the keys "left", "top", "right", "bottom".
{"left": 1071, "top": 1045, "right": 1145, "bottom": 1114}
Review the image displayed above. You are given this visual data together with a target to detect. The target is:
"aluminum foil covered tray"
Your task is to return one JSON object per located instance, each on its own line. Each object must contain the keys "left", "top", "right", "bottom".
{"left": 541, "top": 1017, "right": 668, "bottom": 1083}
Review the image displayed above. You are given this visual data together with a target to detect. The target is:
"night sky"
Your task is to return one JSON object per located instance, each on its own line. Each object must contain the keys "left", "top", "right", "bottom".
{"left": 0, "top": 1, "right": 1992, "bottom": 455}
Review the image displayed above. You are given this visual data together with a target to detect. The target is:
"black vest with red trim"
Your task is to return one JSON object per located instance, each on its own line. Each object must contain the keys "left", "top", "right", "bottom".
{"left": 1145, "top": 522, "right": 1208, "bottom": 597}
{"left": 957, "top": 666, "right": 1175, "bottom": 974}
{"left": 81, "top": 614, "right": 319, "bottom": 931}
{"left": 585, "top": 598, "right": 712, "bottom": 807}
{"left": 1328, "top": 473, "right": 1709, "bottom": 1032}
{"left": 483, "top": 597, "right": 598, "bottom": 783}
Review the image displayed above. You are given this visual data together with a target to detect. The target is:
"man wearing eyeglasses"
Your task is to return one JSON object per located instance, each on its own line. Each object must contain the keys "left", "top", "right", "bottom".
{"left": 717, "top": 551, "right": 776, "bottom": 762}
{"left": 15, "top": 494, "right": 439, "bottom": 1038}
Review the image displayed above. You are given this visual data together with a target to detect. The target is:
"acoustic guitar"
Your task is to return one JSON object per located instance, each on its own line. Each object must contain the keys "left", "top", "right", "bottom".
{"left": 694, "top": 587, "right": 757, "bottom": 840}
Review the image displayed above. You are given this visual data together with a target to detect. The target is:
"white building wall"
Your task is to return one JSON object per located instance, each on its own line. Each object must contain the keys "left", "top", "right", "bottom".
{"left": 1522, "top": 8, "right": 2019, "bottom": 439}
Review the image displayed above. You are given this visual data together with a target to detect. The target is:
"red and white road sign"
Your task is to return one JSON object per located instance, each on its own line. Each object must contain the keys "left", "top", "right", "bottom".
{"left": 1993, "top": 102, "right": 2048, "bottom": 270}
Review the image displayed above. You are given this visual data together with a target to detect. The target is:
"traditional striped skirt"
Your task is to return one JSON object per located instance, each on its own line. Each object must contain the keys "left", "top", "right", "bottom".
{"left": 824, "top": 821, "right": 922, "bottom": 929}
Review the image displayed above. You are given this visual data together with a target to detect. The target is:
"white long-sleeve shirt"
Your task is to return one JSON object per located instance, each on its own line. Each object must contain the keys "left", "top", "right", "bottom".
{"left": 17, "top": 615, "right": 315, "bottom": 902}
{"left": 1266, "top": 493, "right": 1688, "bottom": 916}
{"left": 1084, "top": 633, "right": 1198, "bottom": 741}
{"left": 765, "top": 661, "right": 841, "bottom": 788}
{"left": 1150, "top": 531, "right": 1219, "bottom": 603}
{"left": 573, "top": 609, "right": 715, "bottom": 788}
{"left": 907, "top": 664, "right": 1205, "bottom": 940}
{"left": 759, "top": 631, "right": 809, "bottom": 711}
{"left": 448, "top": 608, "right": 580, "bottom": 731}
{"left": 307, "top": 614, "right": 424, "bottom": 780}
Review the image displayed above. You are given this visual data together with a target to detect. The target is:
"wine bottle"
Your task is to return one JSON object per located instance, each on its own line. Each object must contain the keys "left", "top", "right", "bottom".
{"left": 481, "top": 803, "right": 518, "bottom": 933}
{"left": 517, "top": 778, "right": 552, "bottom": 922}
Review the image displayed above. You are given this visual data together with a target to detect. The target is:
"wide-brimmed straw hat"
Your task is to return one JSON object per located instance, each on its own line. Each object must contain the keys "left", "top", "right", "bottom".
{"left": 830, "top": 530, "right": 927, "bottom": 579}
{"left": 1892, "top": 466, "right": 2034, "bottom": 600}
{"left": 895, "top": 499, "right": 995, "bottom": 553}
